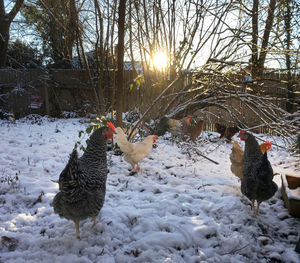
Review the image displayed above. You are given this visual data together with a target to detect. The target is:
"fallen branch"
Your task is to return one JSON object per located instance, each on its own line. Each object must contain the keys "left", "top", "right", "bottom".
{"left": 128, "top": 75, "right": 182, "bottom": 140}
{"left": 194, "top": 149, "right": 219, "bottom": 165}
{"left": 30, "top": 191, "right": 45, "bottom": 207}
{"left": 258, "top": 234, "right": 274, "bottom": 243}
{"left": 221, "top": 243, "right": 250, "bottom": 255}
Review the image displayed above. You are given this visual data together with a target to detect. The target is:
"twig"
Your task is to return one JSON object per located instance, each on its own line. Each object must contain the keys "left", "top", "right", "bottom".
{"left": 243, "top": 129, "right": 288, "bottom": 149}
{"left": 258, "top": 234, "right": 274, "bottom": 243}
{"left": 221, "top": 243, "right": 250, "bottom": 255}
{"left": 39, "top": 0, "right": 67, "bottom": 30}
{"left": 208, "top": 58, "right": 248, "bottom": 66}
{"left": 194, "top": 149, "right": 219, "bottom": 165}
{"left": 30, "top": 191, "right": 45, "bottom": 207}
{"left": 160, "top": 82, "right": 196, "bottom": 118}
{"left": 128, "top": 75, "right": 182, "bottom": 140}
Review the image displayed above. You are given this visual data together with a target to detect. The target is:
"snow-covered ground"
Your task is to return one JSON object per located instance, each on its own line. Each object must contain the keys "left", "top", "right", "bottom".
{"left": 0, "top": 116, "right": 299, "bottom": 263}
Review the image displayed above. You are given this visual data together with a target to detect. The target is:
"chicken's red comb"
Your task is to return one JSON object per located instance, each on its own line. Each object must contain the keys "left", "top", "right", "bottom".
{"left": 264, "top": 141, "right": 272, "bottom": 150}
{"left": 107, "top": 122, "right": 115, "bottom": 131}
{"left": 238, "top": 129, "right": 246, "bottom": 136}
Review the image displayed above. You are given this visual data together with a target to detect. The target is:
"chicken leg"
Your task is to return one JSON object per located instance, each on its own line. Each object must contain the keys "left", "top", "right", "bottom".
{"left": 256, "top": 201, "right": 261, "bottom": 215}
{"left": 251, "top": 200, "right": 255, "bottom": 210}
{"left": 74, "top": 220, "right": 80, "bottom": 239}
{"left": 92, "top": 217, "right": 98, "bottom": 227}
{"left": 250, "top": 200, "right": 261, "bottom": 215}
{"left": 129, "top": 163, "right": 140, "bottom": 173}
{"left": 135, "top": 164, "right": 141, "bottom": 173}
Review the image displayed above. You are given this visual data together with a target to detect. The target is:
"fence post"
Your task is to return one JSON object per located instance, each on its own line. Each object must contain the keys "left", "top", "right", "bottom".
{"left": 44, "top": 86, "right": 50, "bottom": 115}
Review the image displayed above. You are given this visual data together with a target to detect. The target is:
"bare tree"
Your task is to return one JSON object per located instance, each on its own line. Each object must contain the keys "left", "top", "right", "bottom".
{"left": 251, "top": 0, "right": 276, "bottom": 78}
{"left": 4, "top": 0, "right": 298, "bottom": 139}
{"left": 128, "top": 0, "right": 247, "bottom": 79}
{"left": 0, "top": 0, "right": 24, "bottom": 68}
{"left": 94, "top": 0, "right": 106, "bottom": 114}
{"left": 116, "top": 0, "right": 126, "bottom": 126}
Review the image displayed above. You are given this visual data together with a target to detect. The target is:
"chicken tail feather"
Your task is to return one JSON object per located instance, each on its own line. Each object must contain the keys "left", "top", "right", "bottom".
{"left": 57, "top": 149, "right": 81, "bottom": 194}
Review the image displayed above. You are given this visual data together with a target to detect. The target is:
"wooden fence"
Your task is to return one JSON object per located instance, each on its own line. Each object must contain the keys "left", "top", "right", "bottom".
{"left": 0, "top": 69, "right": 299, "bottom": 132}
{"left": 0, "top": 69, "right": 181, "bottom": 118}
{"left": 0, "top": 69, "right": 138, "bottom": 117}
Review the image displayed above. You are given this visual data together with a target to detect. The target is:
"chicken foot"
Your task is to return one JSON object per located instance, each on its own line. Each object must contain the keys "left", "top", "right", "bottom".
{"left": 74, "top": 220, "right": 80, "bottom": 239}
{"left": 130, "top": 163, "right": 141, "bottom": 173}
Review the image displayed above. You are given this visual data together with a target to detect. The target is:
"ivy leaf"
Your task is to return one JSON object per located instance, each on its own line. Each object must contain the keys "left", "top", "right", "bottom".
{"left": 80, "top": 146, "right": 85, "bottom": 151}
{"left": 129, "top": 83, "right": 134, "bottom": 91}
{"left": 78, "top": 130, "right": 84, "bottom": 138}
{"left": 86, "top": 126, "right": 93, "bottom": 134}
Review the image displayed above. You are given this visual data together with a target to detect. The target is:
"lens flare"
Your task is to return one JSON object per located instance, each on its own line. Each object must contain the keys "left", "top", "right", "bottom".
{"left": 152, "top": 51, "right": 168, "bottom": 71}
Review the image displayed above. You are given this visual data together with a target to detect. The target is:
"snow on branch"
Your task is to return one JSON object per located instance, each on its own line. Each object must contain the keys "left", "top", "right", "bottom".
{"left": 151, "top": 69, "right": 299, "bottom": 146}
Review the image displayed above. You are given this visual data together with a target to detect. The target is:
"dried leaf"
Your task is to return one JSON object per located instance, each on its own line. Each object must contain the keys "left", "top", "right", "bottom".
{"left": 30, "top": 191, "right": 45, "bottom": 207}
{"left": 1, "top": 236, "right": 18, "bottom": 251}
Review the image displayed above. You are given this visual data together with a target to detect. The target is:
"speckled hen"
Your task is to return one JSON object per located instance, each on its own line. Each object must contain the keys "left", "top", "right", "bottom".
{"left": 52, "top": 123, "right": 116, "bottom": 239}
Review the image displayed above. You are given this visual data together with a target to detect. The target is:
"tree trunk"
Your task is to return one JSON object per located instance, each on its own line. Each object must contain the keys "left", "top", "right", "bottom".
{"left": 0, "top": 21, "right": 9, "bottom": 67}
{"left": 251, "top": 0, "right": 276, "bottom": 79}
{"left": 284, "top": 0, "right": 294, "bottom": 112}
{"left": 0, "top": 0, "right": 24, "bottom": 68}
{"left": 66, "top": 0, "right": 77, "bottom": 68}
{"left": 256, "top": 0, "right": 276, "bottom": 76}
{"left": 94, "top": 0, "right": 106, "bottom": 114}
{"left": 116, "top": 0, "right": 126, "bottom": 126}
{"left": 251, "top": 0, "right": 259, "bottom": 78}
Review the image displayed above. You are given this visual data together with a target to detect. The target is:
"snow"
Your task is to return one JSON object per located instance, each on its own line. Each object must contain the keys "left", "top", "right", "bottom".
{"left": 0, "top": 116, "right": 300, "bottom": 263}
{"left": 290, "top": 188, "right": 300, "bottom": 200}
{"left": 282, "top": 174, "right": 300, "bottom": 201}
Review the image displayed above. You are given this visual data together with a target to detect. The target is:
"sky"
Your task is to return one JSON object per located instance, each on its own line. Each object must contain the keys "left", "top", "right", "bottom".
{"left": 4, "top": 0, "right": 289, "bottom": 70}
{"left": 0, "top": 116, "right": 299, "bottom": 262}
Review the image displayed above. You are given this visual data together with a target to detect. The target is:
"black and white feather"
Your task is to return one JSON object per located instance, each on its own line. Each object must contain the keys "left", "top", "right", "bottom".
{"left": 53, "top": 126, "right": 110, "bottom": 222}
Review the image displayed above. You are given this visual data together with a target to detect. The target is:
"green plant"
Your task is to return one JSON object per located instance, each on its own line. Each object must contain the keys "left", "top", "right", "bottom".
{"left": 75, "top": 116, "right": 111, "bottom": 151}
{"left": 129, "top": 75, "right": 144, "bottom": 91}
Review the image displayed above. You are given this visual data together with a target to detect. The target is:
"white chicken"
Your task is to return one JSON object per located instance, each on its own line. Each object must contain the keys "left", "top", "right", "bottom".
{"left": 114, "top": 127, "right": 157, "bottom": 172}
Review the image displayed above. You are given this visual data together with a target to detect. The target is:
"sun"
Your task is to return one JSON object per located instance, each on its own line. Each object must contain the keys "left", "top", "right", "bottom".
{"left": 152, "top": 51, "right": 168, "bottom": 71}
